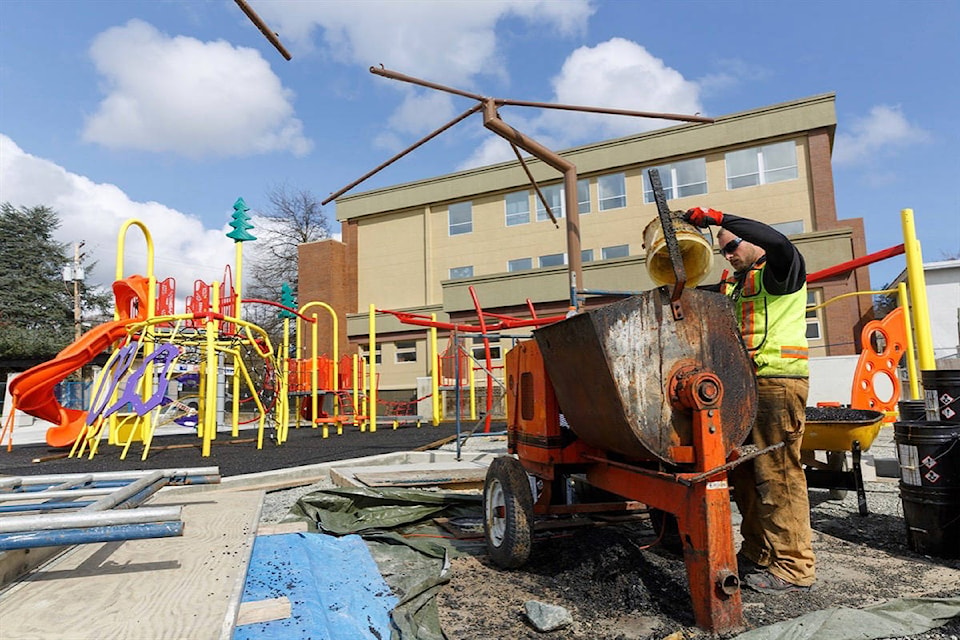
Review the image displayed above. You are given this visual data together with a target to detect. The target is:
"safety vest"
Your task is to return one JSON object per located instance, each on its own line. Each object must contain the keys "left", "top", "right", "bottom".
{"left": 721, "top": 260, "right": 809, "bottom": 378}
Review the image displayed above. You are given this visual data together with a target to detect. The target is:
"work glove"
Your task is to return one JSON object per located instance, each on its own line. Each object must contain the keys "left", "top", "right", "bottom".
{"left": 683, "top": 207, "right": 724, "bottom": 228}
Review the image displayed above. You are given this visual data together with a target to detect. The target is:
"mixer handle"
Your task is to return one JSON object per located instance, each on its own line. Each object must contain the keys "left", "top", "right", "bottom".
{"left": 647, "top": 168, "right": 686, "bottom": 319}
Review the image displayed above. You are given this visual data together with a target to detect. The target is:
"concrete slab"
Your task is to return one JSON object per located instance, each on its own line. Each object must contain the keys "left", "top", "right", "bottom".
{"left": 333, "top": 460, "right": 491, "bottom": 489}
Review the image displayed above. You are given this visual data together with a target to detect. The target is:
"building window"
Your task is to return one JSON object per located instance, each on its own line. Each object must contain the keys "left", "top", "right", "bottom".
{"left": 602, "top": 244, "right": 629, "bottom": 260}
{"left": 395, "top": 341, "right": 418, "bottom": 363}
{"left": 449, "top": 265, "right": 474, "bottom": 279}
{"left": 581, "top": 249, "right": 594, "bottom": 263}
{"left": 505, "top": 190, "right": 530, "bottom": 227}
{"left": 508, "top": 257, "right": 533, "bottom": 272}
{"left": 448, "top": 201, "right": 472, "bottom": 235}
{"left": 598, "top": 173, "right": 626, "bottom": 210}
{"left": 577, "top": 179, "right": 590, "bottom": 214}
{"left": 771, "top": 220, "right": 804, "bottom": 236}
{"left": 806, "top": 290, "right": 822, "bottom": 340}
{"left": 471, "top": 337, "right": 501, "bottom": 361}
{"left": 726, "top": 141, "right": 798, "bottom": 190}
{"left": 536, "top": 184, "right": 565, "bottom": 221}
{"left": 643, "top": 158, "right": 707, "bottom": 203}
{"left": 360, "top": 343, "right": 381, "bottom": 365}
{"left": 539, "top": 253, "right": 566, "bottom": 268}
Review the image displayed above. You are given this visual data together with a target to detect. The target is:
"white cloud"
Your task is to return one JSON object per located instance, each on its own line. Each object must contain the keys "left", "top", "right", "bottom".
{"left": 256, "top": 0, "right": 593, "bottom": 138}
{"left": 82, "top": 19, "right": 311, "bottom": 158}
{"left": 0, "top": 134, "right": 238, "bottom": 307}
{"left": 834, "top": 105, "right": 931, "bottom": 165}
{"left": 458, "top": 38, "right": 704, "bottom": 169}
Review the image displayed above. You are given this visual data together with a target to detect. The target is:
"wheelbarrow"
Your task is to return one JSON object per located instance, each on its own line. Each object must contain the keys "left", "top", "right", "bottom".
{"left": 801, "top": 406, "right": 884, "bottom": 515}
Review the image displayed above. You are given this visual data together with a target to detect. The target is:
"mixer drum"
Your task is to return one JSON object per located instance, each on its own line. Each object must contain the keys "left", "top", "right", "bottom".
{"left": 534, "top": 287, "right": 757, "bottom": 465}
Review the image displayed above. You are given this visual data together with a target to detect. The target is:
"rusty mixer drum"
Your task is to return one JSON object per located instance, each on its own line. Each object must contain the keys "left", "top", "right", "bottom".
{"left": 534, "top": 287, "right": 757, "bottom": 464}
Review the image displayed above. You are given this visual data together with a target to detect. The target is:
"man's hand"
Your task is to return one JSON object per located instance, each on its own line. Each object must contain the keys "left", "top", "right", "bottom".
{"left": 683, "top": 207, "right": 724, "bottom": 228}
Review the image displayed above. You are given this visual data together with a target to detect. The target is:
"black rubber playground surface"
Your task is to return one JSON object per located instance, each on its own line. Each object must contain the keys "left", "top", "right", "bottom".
{"left": 0, "top": 421, "right": 472, "bottom": 479}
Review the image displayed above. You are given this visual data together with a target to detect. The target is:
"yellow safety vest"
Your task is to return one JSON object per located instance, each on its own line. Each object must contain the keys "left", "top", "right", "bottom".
{"left": 722, "top": 261, "right": 809, "bottom": 378}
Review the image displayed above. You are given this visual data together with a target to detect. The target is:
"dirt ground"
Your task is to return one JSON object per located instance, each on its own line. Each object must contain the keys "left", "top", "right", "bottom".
{"left": 436, "top": 485, "right": 960, "bottom": 640}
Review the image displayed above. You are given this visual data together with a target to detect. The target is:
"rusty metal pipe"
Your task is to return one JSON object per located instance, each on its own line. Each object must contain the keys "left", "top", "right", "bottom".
{"left": 322, "top": 103, "right": 484, "bottom": 205}
{"left": 370, "top": 65, "right": 486, "bottom": 101}
{"left": 508, "top": 142, "right": 558, "bottom": 227}
{"left": 234, "top": 0, "right": 292, "bottom": 60}
{"left": 496, "top": 98, "right": 714, "bottom": 124}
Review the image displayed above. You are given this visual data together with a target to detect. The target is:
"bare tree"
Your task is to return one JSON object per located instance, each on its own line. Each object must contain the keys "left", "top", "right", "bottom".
{"left": 244, "top": 185, "right": 331, "bottom": 346}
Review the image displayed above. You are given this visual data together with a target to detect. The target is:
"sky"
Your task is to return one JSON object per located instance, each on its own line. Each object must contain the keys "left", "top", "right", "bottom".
{"left": 1, "top": 0, "right": 958, "bottom": 302}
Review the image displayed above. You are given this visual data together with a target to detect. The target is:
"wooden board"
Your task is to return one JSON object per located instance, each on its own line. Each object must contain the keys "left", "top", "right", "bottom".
{"left": 353, "top": 467, "right": 487, "bottom": 488}
{"left": 0, "top": 489, "right": 264, "bottom": 640}
{"left": 236, "top": 596, "right": 292, "bottom": 626}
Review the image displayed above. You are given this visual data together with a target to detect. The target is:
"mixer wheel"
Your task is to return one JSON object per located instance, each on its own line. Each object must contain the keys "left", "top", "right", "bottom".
{"left": 483, "top": 456, "right": 533, "bottom": 569}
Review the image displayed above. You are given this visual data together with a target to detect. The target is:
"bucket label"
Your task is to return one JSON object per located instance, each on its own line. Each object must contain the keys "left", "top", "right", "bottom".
{"left": 922, "top": 455, "right": 938, "bottom": 469}
{"left": 940, "top": 392, "right": 955, "bottom": 406}
{"left": 898, "top": 443, "right": 921, "bottom": 486}
{"left": 944, "top": 407, "right": 957, "bottom": 420}
{"left": 925, "top": 470, "right": 941, "bottom": 484}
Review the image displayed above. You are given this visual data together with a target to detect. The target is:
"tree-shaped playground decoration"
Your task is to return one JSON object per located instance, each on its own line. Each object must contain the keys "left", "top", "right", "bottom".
{"left": 227, "top": 197, "right": 257, "bottom": 242}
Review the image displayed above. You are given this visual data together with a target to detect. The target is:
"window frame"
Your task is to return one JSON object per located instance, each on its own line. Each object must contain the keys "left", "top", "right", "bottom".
{"left": 643, "top": 158, "right": 708, "bottom": 203}
{"left": 504, "top": 190, "right": 530, "bottom": 227}
{"left": 508, "top": 257, "right": 533, "bottom": 272}
{"left": 448, "top": 201, "right": 473, "bottom": 236}
{"left": 394, "top": 340, "right": 418, "bottom": 364}
{"left": 601, "top": 244, "right": 629, "bottom": 260}
{"left": 538, "top": 253, "right": 566, "bottom": 268}
{"left": 577, "top": 178, "right": 590, "bottom": 214}
{"left": 805, "top": 289, "right": 822, "bottom": 341}
{"left": 449, "top": 265, "right": 474, "bottom": 279}
{"left": 471, "top": 336, "right": 502, "bottom": 362}
{"left": 725, "top": 141, "right": 798, "bottom": 190}
{"left": 598, "top": 172, "right": 627, "bottom": 211}
{"left": 535, "top": 184, "right": 565, "bottom": 222}
{"left": 360, "top": 343, "right": 382, "bottom": 365}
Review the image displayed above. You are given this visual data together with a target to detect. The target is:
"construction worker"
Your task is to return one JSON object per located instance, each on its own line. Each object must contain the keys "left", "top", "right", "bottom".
{"left": 683, "top": 206, "right": 816, "bottom": 594}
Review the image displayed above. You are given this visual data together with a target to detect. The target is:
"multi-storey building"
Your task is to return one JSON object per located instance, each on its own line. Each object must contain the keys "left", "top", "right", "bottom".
{"left": 299, "top": 92, "right": 873, "bottom": 406}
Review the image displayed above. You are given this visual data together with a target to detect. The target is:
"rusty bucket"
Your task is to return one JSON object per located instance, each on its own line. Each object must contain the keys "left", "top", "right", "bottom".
{"left": 642, "top": 214, "right": 714, "bottom": 288}
{"left": 534, "top": 287, "right": 756, "bottom": 465}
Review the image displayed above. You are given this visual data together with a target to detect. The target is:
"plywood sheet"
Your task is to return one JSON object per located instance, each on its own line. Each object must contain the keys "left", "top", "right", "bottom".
{"left": 0, "top": 489, "right": 264, "bottom": 640}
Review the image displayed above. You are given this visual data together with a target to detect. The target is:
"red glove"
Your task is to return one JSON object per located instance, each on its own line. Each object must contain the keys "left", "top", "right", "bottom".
{"left": 683, "top": 207, "right": 724, "bottom": 227}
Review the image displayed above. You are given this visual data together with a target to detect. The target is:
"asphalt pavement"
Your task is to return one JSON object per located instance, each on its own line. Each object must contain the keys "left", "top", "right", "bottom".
{"left": 0, "top": 421, "right": 469, "bottom": 479}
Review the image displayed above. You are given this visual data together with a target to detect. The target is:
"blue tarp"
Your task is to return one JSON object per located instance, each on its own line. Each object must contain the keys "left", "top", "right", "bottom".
{"left": 233, "top": 532, "right": 398, "bottom": 640}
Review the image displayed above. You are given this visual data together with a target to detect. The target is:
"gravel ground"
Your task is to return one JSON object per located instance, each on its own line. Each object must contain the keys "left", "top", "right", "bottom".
{"left": 258, "top": 430, "right": 960, "bottom": 640}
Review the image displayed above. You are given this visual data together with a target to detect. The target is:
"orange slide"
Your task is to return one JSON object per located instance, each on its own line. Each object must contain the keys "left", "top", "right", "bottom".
{"left": 9, "top": 319, "right": 136, "bottom": 448}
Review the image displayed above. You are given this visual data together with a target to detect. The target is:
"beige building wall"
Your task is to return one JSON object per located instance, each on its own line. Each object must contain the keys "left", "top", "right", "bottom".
{"left": 305, "top": 92, "right": 873, "bottom": 397}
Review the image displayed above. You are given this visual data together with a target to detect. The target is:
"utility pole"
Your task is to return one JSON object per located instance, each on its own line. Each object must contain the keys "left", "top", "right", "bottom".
{"left": 63, "top": 241, "right": 86, "bottom": 340}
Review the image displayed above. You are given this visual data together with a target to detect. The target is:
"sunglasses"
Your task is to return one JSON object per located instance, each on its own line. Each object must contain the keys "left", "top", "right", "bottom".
{"left": 721, "top": 237, "right": 743, "bottom": 256}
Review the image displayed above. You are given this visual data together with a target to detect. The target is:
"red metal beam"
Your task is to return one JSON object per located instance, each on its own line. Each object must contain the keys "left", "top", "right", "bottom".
{"left": 806, "top": 244, "right": 905, "bottom": 284}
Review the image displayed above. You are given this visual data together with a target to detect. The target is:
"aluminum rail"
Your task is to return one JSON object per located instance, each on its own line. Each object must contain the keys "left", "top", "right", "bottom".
{"left": 0, "top": 506, "right": 183, "bottom": 534}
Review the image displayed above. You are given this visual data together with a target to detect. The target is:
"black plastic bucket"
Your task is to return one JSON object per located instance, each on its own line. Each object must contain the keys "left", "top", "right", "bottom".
{"left": 898, "top": 400, "right": 926, "bottom": 422}
{"left": 894, "top": 420, "right": 960, "bottom": 558}
{"left": 922, "top": 369, "right": 960, "bottom": 423}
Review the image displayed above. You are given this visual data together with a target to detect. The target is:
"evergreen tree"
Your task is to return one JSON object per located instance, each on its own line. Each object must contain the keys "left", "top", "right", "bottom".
{"left": 0, "top": 203, "right": 109, "bottom": 359}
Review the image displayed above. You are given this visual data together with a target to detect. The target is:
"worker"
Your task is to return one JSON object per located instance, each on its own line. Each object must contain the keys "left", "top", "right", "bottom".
{"left": 683, "top": 206, "right": 816, "bottom": 595}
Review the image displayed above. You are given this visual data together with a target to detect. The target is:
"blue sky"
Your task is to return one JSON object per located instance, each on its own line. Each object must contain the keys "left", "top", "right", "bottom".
{"left": 1, "top": 0, "right": 957, "bottom": 295}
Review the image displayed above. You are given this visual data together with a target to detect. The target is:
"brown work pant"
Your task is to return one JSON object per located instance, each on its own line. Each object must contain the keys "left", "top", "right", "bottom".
{"left": 731, "top": 376, "right": 816, "bottom": 586}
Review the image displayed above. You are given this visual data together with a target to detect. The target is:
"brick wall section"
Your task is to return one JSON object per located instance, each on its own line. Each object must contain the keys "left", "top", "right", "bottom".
{"left": 297, "top": 220, "right": 358, "bottom": 359}
{"left": 807, "top": 128, "right": 873, "bottom": 356}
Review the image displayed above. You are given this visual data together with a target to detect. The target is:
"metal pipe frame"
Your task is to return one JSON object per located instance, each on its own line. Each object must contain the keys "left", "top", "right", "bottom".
{"left": 0, "top": 506, "right": 183, "bottom": 534}
{"left": 0, "top": 522, "right": 184, "bottom": 551}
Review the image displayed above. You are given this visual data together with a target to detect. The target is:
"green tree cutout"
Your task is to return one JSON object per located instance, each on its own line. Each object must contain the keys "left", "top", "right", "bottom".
{"left": 226, "top": 197, "right": 257, "bottom": 242}
{"left": 278, "top": 282, "right": 296, "bottom": 319}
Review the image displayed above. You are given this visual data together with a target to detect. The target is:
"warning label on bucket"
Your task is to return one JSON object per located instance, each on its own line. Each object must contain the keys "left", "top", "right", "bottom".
{"left": 898, "top": 443, "right": 921, "bottom": 486}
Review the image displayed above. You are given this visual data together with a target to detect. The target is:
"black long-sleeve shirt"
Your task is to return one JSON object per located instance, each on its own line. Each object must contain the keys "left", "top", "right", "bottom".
{"left": 719, "top": 214, "right": 806, "bottom": 296}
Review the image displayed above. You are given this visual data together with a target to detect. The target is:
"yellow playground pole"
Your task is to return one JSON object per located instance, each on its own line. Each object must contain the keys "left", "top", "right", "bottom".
{"left": 898, "top": 283, "right": 920, "bottom": 400}
{"left": 201, "top": 282, "right": 221, "bottom": 457}
{"left": 299, "top": 302, "right": 339, "bottom": 437}
{"left": 369, "top": 304, "right": 377, "bottom": 432}
{"left": 114, "top": 219, "right": 157, "bottom": 443}
{"left": 468, "top": 347, "right": 477, "bottom": 421}
{"left": 431, "top": 313, "right": 440, "bottom": 426}
{"left": 352, "top": 353, "right": 360, "bottom": 427}
{"left": 280, "top": 316, "right": 291, "bottom": 443}
{"left": 901, "top": 209, "right": 935, "bottom": 371}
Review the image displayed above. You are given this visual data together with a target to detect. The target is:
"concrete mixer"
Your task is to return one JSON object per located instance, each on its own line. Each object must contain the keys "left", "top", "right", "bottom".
{"left": 482, "top": 170, "right": 771, "bottom": 633}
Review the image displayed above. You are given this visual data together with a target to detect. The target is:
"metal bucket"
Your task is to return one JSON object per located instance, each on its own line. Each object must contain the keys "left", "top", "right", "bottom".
{"left": 642, "top": 215, "right": 714, "bottom": 288}
{"left": 533, "top": 287, "right": 756, "bottom": 464}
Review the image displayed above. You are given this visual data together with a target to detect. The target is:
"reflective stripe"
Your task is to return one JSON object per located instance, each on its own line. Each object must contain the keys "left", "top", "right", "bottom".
{"left": 781, "top": 346, "right": 809, "bottom": 359}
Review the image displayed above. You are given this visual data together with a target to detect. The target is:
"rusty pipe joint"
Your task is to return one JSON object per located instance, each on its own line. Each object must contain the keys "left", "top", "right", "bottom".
{"left": 669, "top": 362, "right": 723, "bottom": 411}
{"left": 716, "top": 569, "right": 740, "bottom": 596}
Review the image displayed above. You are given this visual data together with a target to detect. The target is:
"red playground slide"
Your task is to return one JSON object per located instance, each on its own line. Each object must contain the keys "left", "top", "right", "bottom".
{"left": 9, "top": 318, "right": 135, "bottom": 447}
